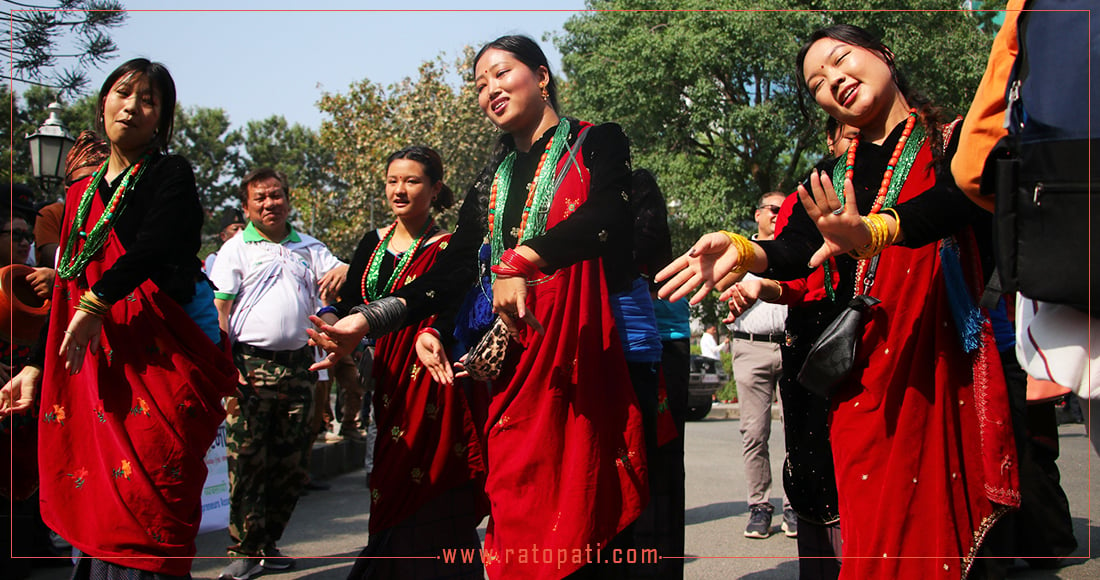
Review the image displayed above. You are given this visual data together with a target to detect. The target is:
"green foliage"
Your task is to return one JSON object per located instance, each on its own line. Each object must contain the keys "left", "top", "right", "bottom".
{"left": 170, "top": 106, "right": 243, "bottom": 222}
{"left": 234, "top": 115, "right": 346, "bottom": 249}
{"left": 557, "top": 0, "right": 996, "bottom": 269}
{"left": 3, "top": 1, "right": 127, "bottom": 97}
{"left": 317, "top": 48, "right": 497, "bottom": 257}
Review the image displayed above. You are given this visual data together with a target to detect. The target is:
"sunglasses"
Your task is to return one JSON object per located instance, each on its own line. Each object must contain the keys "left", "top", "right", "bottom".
{"left": 2, "top": 229, "right": 34, "bottom": 243}
{"left": 757, "top": 205, "right": 782, "bottom": 214}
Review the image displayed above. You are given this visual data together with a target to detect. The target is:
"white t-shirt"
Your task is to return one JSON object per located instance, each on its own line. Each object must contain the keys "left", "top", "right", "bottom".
{"left": 700, "top": 332, "right": 724, "bottom": 360}
{"left": 210, "top": 223, "right": 344, "bottom": 351}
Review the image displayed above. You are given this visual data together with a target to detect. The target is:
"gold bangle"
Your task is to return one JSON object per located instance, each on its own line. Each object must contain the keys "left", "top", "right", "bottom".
{"left": 719, "top": 230, "right": 756, "bottom": 274}
{"left": 770, "top": 279, "right": 783, "bottom": 302}
{"left": 882, "top": 208, "right": 902, "bottom": 245}
{"left": 849, "top": 214, "right": 890, "bottom": 260}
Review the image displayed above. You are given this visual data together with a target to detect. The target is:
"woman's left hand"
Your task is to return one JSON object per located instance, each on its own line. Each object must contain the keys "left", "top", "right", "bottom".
{"left": 59, "top": 310, "right": 103, "bottom": 374}
{"left": 415, "top": 331, "right": 453, "bottom": 386}
{"left": 797, "top": 170, "right": 870, "bottom": 268}
{"left": 492, "top": 275, "right": 544, "bottom": 338}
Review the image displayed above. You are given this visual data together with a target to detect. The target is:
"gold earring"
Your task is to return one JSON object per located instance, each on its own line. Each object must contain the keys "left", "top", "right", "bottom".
{"left": 539, "top": 82, "right": 549, "bottom": 102}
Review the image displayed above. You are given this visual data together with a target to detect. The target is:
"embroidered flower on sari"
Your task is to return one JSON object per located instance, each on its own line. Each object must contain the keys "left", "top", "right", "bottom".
{"left": 425, "top": 403, "right": 439, "bottom": 421}
{"left": 370, "top": 488, "right": 381, "bottom": 504}
{"left": 390, "top": 426, "right": 405, "bottom": 442}
{"left": 410, "top": 467, "right": 424, "bottom": 485}
{"left": 67, "top": 467, "right": 89, "bottom": 488}
{"left": 409, "top": 363, "right": 422, "bottom": 380}
{"left": 131, "top": 398, "right": 150, "bottom": 416}
{"left": 93, "top": 403, "right": 106, "bottom": 423}
{"left": 563, "top": 197, "right": 580, "bottom": 219}
{"left": 453, "top": 442, "right": 468, "bottom": 458}
{"left": 44, "top": 404, "right": 66, "bottom": 425}
{"left": 113, "top": 459, "right": 133, "bottom": 480}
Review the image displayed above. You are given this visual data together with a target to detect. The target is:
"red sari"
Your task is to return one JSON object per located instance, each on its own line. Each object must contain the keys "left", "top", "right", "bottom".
{"left": 367, "top": 233, "right": 489, "bottom": 533}
{"left": 481, "top": 135, "right": 649, "bottom": 580}
{"left": 829, "top": 139, "right": 1019, "bottom": 579}
{"left": 38, "top": 179, "right": 237, "bottom": 575}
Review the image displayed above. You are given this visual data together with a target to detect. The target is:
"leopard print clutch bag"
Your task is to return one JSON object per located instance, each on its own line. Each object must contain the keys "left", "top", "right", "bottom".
{"left": 464, "top": 317, "right": 511, "bottom": 381}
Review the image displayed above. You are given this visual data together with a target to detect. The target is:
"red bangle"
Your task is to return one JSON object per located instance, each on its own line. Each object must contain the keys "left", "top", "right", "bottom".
{"left": 417, "top": 327, "right": 441, "bottom": 341}
{"left": 491, "top": 248, "right": 542, "bottom": 279}
{"left": 413, "top": 325, "right": 440, "bottom": 341}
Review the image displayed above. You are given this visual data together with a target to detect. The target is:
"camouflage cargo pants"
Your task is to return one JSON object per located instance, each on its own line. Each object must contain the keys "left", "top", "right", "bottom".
{"left": 226, "top": 347, "right": 316, "bottom": 556}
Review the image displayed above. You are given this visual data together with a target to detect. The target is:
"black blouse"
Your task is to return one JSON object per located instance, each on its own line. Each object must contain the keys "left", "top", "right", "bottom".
{"left": 29, "top": 153, "right": 205, "bottom": 368}
{"left": 90, "top": 153, "right": 205, "bottom": 305}
{"left": 393, "top": 118, "right": 635, "bottom": 324}
{"left": 758, "top": 118, "right": 986, "bottom": 307}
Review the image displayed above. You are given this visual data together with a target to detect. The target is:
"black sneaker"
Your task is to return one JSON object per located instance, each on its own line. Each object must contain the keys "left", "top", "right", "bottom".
{"left": 260, "top": 546, "right": 295, "bottom": 571}
{"left": 744, "top": 503, "right": 774, "bottom": 538}
{"left": 782, "top": 507, "right": 798, "bottom": 538}
{"left": 218, "top": 558, "right": 263, "bottom": 580}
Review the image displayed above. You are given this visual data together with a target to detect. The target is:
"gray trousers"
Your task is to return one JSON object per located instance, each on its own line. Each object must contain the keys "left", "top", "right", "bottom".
{"left": 732, "top": 337, "right": 788, "bottom": 507}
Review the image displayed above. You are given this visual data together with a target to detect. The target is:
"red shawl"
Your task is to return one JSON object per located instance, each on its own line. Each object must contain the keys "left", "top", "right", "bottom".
{"left": 481, "top": 127, "right": 649, "bottom": 580}
{"left": 829, "top": 138, "right": 1019, "bottom": 579}
{"left": 368, "top": 233, "right": 489, "bottom": 533}
{"left": 38, "top": 178, "right": 237, "bottom": 575}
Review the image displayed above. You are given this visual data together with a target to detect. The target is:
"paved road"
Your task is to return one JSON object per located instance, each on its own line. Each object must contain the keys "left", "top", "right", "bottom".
{"left": 28, "top": 418, "right": 1098, "bottom": 579}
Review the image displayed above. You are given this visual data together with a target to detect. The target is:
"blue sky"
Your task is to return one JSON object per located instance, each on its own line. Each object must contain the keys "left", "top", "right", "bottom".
{"left": 96, "top": 1, "right": 588, "bottom": 130}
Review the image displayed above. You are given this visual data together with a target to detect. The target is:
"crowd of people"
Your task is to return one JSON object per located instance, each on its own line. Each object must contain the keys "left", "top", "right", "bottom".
{"left": 2, "top": 6, "right": 1096, "bottom": 580}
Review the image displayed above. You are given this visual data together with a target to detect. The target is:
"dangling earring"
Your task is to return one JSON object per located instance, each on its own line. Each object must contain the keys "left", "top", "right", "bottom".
{"left": 539, "top": 81, "right": 549, "bottom": 102}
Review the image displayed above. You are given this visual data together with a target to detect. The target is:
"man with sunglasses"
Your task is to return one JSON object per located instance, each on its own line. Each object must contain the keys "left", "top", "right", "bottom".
{"left": 731, "top": 191, "right": 793, "bottom": 540}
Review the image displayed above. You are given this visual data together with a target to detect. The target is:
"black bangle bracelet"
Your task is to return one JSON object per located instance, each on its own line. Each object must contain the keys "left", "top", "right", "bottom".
{"left": 351, "top": 296, "right": 408, "bottom": 339}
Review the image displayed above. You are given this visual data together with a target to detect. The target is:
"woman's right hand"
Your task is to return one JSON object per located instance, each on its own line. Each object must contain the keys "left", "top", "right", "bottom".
{"left": 308, "top": 314, "right": 369, "bottom": 371}
{"left": 1, "top": 366, "right": 42, "bottom": 416}
{"left": 415, "top": 331, "right": 454, "bottom": 386}
{"left": 720, "top": 278, "right": 764, "bottom": 323}
{"left": 656, "top": 232, "right": 747, "bottom": 304}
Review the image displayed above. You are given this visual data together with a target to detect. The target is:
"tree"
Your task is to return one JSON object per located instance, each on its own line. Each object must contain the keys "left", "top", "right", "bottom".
{"left": 556, "top": 0, "right": 996, "bottom": 259}
{"left": 3, "top": 0, "right": 127, "bottom": 97}
{"left": 234, "top": 115, "right": 346, "bottom": 248}
{"left": 170, "top": 105, "right": 243, "bottom": 215}
{"left": 316, "top": 47, "right": 497, "bottom": 257}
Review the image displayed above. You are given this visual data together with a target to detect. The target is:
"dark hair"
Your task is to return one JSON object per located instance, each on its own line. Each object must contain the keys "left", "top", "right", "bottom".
{"left": 65, "top": 130, "right": 110, "bottom": 186}
{"left": 239, "top": 167, "right": 290, "bottom": 203}
{"left": 385, "top": 145, "right": 454, "bottom": 211}
{"left": 795, "top": 24, "right": 949, "bottom": 167}
{"left": 825, "top": 116, "right": 840, "bottom": 140}
{"left": 473, "top": 35, "right": 560, "bottom": 111}
{"left": 96, "top": 58, "right": 177, "bottom": 153}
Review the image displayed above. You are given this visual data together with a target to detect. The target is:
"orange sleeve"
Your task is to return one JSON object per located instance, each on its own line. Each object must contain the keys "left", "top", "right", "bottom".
{"left": 951, "top": 0, "right": 1027, "bottom": 212}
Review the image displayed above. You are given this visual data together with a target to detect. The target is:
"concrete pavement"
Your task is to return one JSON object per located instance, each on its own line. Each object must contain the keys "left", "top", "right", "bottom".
{"left": 26, "top": 416, "right": 1098, "bottom": 579}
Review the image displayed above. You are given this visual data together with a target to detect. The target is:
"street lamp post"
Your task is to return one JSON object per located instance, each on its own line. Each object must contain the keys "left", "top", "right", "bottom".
{"left": 26, "top": 102, "right": 76, "bottom": 195}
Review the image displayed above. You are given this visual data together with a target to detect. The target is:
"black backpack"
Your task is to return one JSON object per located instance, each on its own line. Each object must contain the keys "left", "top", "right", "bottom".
{"left": 981, "top": 0, "right": 1098, "bottom": 315}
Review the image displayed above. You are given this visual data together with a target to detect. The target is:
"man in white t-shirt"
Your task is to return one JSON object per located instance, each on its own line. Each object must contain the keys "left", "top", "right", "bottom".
{"left": 210, "top": 168, "right": 346, "bottom": 580}
{"left": 699, "top": 324, "right": 727, "bottom": 372}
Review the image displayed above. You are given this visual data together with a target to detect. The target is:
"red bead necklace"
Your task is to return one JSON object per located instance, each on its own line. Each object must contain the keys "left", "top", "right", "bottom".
{"left": 842, "top": 108, "right": 918, "bottom": 213}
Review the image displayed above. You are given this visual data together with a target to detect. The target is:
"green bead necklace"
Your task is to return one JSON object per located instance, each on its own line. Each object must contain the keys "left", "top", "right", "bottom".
{"left": 488, "top": 117, "right": 571, "bottom": 283}
{"left": 57, "top": 154, "right": 151, "bottom": 280}
{"left": 360, "top": 218, "right": 436, "bottom": 303}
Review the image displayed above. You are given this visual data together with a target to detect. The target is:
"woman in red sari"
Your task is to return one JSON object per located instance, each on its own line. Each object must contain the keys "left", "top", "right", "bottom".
{"left": 1, "top": 58, "right": 237, "bottom": 578}
{"left": 323, "top": 146, "right": 488, "bottom": 579}
{"left": 658, "top": 25, "right": 1018, "bottom": 579}
{"left": 310, "top": 35, "right": 648, "bottom": 579}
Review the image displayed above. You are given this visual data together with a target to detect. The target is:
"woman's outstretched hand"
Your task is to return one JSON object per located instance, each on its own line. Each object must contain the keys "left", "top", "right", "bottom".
{"left": 308, "top": 314, "right": 369, "bottom": 371}
{"left": 656, "top": 232, "right": 746, "bottom": 304}
{"left": 415, "top": 331, "right": 454, "bottom": 386}
{"left": 797, "top": 170, "right": 870, "bottom": 268}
